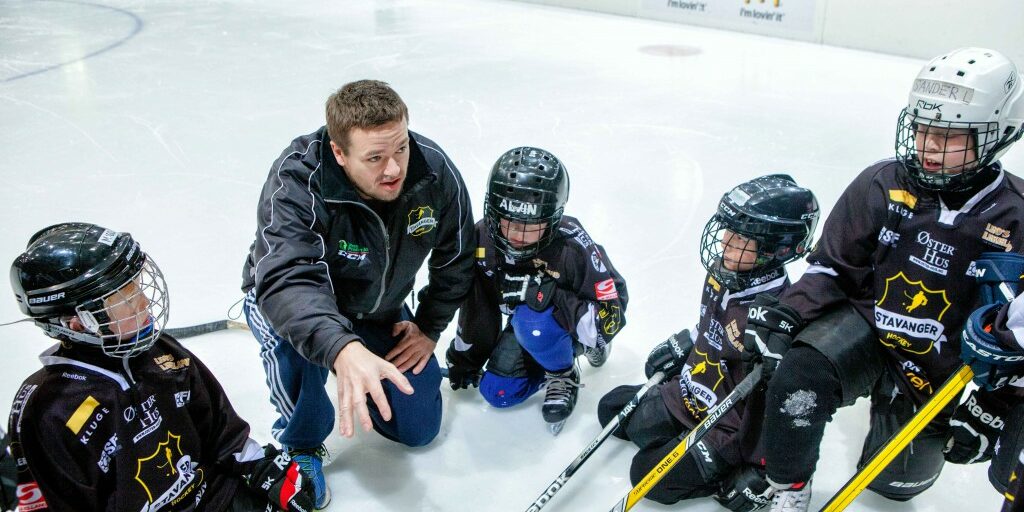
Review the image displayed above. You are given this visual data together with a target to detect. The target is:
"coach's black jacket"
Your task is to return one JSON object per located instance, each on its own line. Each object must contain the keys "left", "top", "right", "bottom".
{"left": 242, "top": 127, "right": 475, "bottom": 368}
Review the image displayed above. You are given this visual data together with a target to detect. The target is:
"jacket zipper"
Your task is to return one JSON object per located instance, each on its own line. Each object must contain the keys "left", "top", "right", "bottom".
{"left": 329, "top": 200, "right": 390, "bottom": 314}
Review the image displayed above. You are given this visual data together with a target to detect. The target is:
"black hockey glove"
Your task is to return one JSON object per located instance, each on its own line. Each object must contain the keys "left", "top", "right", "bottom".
{"left": 714, "top": 465, "right": 774, "bottom": 512}
{"left": 446, "top": 361, "right": 483, "bottom": 391}
{"left": 645, "top": 328, "right": 695, "bottom": 379}
{"left": 0, "top": 428, "right": 14, "bottom": 512}
{"left": 742, "top": 294, "right": 802, "bottom": 381}
{"left": 238, "top": 445, "right": 317, "bottom": 512}
{"left": 944, "top": 389, "right": 1006, "bottom": 464}
{"left": 500, "top": 270, "right": 557, "bottom": 312}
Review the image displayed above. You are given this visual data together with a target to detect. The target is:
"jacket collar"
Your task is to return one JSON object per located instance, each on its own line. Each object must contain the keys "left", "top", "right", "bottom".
{"left": 319, "top": 127, "right": 435, "bottom": 203}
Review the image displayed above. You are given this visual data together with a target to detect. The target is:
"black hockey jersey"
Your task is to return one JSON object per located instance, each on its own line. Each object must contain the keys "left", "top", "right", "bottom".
{"left": 7, "top": 336, "right": 262, "bottom": 512}
{"left": 782, "top": 160, "right": 1024, "bottom": 403}
{"left": 447, "top": 216, "right": 628, "bottom": 369}
{"left": 662, "top": 272, "right": 788, "bottom": 465}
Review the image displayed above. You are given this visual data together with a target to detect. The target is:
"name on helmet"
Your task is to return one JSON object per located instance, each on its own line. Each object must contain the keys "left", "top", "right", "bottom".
{"left": 29, "top": 292, "right": 66, "bottom": 304}
{"left": 913, "top": 79, "right": 974, "bottom": 104}
{"left": 499, "top": 198, "right": 538, "bottom": 216}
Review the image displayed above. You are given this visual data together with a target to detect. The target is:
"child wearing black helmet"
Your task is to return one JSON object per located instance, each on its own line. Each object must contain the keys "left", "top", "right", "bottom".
{"left": 5, "top": 223, "right": 315, "bottom": 512}
{"left": 597, "top": 174, "right": 819, "bottom": 510}
{"left": 446, "top": 147, "right": 629, "bottom": 435}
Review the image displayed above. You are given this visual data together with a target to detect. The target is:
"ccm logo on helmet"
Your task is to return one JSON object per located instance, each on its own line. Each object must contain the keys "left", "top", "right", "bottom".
{"left": 28, "top": 292, "right": 66, "bottom": 304}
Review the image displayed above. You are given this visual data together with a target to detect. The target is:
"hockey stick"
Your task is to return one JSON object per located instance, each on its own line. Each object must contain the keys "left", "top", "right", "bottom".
{"left": 525, "top": 371, "right": 667, "bottom": 512}
{"left": 821, "top": 280, "right": 1018, "bottom": 511}
{"left": 165, "top": 320, "right": 249, "bottom": 339}
{"left": 608, "top": 365, "right": 764, "bottom": 512}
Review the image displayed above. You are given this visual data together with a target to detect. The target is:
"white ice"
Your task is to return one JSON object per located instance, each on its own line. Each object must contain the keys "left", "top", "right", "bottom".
{"left": 1, "top": 0, "right": 1021, "bottom": 510}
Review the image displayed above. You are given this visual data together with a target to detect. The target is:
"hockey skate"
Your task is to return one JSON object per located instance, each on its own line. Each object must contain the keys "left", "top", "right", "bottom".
{"left": 770, "top": 480, "right": 811, "bottom": 512}
{"left": 287, "top": 444, "right": 332, "bottom": 510}
{"left": 542, "top": 361, "right": 582, "bottom": 435}
{"left": 583, "top": 340, "right": 611, "bottom": 367}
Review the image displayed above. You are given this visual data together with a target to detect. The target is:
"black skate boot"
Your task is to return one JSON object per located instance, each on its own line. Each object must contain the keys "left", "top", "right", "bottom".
{"left": 583, "top": 340, "right": 611, "bottom": 367}
{"left": 542, "top": 360, "right": 582, "bottom": 435}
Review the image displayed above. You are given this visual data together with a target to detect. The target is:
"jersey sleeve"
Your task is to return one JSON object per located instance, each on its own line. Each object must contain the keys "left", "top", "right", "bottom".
{"left": 7, "top": 382, "right": 111, "bottom": 511}
{"left": 561, "top": 230, "right": 629, "bottom": 347}
{"left": 781, "top": 166, "right": 889, "bottom": 322}
{"left": 447, "top": 256, "right": 503, "bottom": 371}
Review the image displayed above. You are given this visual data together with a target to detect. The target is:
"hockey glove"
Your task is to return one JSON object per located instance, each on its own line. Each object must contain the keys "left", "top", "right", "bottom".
{"left": 974, "top": 252, "right": 1024, "bottom": 306}
{"left": 0, "top": 428, "right": 14, "bottom": 512}
{"left": 961, "top": 303, "right": 1024, "bottom": 391}
{"left": 446, "top": 362, "right": 483, "bottom": 391}
{"left": 714, "top": 465, "right": 775, "bottom": 512}
{"left": 742, "top": 294, "right": 802, "bottom": 381}
{"left": 944, "top": 389, "right": 1006, "bottom": 464}
{"left": 645, "top": 328, "right": 695, "bottom": 379}
{"left": 238, "top": 445, "right": 317, "bottom": 511}
{"left": 500, "top": 270, "right": 557, "bottom": 312}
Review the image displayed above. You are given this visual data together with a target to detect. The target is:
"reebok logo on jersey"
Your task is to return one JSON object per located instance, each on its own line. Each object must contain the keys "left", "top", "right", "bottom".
{"left": 594, "top": 278, "right": 618, "bottom": 301}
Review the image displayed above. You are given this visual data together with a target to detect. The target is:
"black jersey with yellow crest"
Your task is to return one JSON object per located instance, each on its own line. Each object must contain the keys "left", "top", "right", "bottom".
{"left": 661, "top": 272, "right": 789, "bottom": 464}
{"left": 781, "top": 159, "right": 1024, "bottom": 403}
{"left": 7, "top": 335, "right": 258, "bottom": 511}
{"left": 447, "top": 215, "right": 628, "bottom": 370}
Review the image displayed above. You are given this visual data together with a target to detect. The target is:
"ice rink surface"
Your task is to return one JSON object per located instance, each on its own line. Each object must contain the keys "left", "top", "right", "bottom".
{"left": 2, "top": 0, "right": 1022, "bottom": 510}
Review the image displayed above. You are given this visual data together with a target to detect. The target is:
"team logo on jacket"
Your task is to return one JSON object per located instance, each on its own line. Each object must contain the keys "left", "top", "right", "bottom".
{"left": 407, "top": 206, "right": 437, "bottom": 236}
{"left": 153, "top": 354, "right": 190, "bottom": 372}
{"left": 680, "top": 348, "right": 726, "bottom": 414}
{"left": 135, "top": 431, "right": 204, "bottom": 510}
{"left": 595, "top": 278, "right": 618, "bottom": 301}
{"left": 875, "top": 272, "right": 951, "bottom": 355}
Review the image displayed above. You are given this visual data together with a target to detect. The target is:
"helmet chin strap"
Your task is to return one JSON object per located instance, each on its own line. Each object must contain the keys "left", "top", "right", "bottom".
{"left": 37, "top": 320, "right": 105, "bottom": 348}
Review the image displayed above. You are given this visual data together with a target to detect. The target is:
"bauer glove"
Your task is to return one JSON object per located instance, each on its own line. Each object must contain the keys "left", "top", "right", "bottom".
{"left": 742, "top": 294, "right": 802, "bottom": 381}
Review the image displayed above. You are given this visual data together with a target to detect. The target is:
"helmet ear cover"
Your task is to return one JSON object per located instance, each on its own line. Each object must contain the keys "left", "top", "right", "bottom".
{"left": 484, "top": 147, "right": 570, "bottom": 260}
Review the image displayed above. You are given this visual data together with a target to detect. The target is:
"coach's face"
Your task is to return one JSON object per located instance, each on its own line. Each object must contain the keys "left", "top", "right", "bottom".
{"left": 332, "top": 118, "right": 410, "bottom": 202}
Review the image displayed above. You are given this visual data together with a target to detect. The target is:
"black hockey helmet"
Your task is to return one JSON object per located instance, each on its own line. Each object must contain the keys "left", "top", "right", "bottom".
{"left": 699, "top": 174, "right": 819, "bottom": 290}
{"left": 10, "top": 222, "right": 169, "bottom": 358}
{"left": 484, "top": 147, "right": 570, "bottom": 260}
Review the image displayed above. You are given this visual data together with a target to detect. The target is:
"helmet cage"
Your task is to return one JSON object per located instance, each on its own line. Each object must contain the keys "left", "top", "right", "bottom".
{"left": 484, "top": 199, "right": 563, "bottom": 261}
{"left": 699, "top": 216, "right": 803, "bottom": 290}
{"left": 896, "top": 108, "right": 1010, "bottom": 191}
{"left": 39, "top": 256, "right": 169, "bottom": 359}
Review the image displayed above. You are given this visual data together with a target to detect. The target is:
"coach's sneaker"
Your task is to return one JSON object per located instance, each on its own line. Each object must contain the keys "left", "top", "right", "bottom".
{"left": 770, "top": 480, "right": 811, "bottom": 512}
{"left": 583, "top": 341, "right": 611, "bottom": 367}
{"left": 287, "top": 445, "right": 332, "bottom": 509}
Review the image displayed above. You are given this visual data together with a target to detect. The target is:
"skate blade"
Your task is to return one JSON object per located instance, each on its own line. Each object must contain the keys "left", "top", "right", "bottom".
{"left": 548, "top": 420, "right": 566, "bottom": 436}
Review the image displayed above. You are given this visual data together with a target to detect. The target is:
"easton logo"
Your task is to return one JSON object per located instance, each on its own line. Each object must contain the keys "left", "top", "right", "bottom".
{"left": 499, "top": 198, "right": 538, "bottom": 216}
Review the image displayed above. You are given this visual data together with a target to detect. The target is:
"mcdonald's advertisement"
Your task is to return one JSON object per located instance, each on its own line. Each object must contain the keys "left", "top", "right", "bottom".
{"left": 638, "top": 0, "right": 823, "bottom": 39}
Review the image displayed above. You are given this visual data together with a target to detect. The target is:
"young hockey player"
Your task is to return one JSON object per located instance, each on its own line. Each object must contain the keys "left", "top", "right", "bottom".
{"left": 597, "top": 174, "right": 819, "bottom": 510}
{"left": 446, "top": 146, "right": 628, "bottom": 434}
{"left": 6, "top": 223, "right": 315, "bottom": 512}
{"left": 742, "top": 47, "right": 1024, "bottom": 511}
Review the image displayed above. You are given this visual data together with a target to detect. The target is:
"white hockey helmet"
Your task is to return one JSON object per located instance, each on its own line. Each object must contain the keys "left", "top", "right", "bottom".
{"left": 896, "top": 47, "right": 1024, "bottom": 191}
